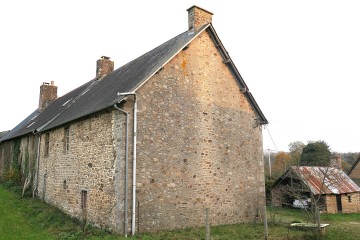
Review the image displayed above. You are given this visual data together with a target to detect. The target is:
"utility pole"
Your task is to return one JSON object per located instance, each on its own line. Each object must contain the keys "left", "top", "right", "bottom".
{"left": 267, "top": 149, "right": 272, "bottom": 177}
{"left": 267, "top": 149, "right": 277, "bottom": 177}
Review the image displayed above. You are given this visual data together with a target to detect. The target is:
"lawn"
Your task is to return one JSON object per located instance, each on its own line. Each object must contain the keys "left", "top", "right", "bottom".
{"left": 0, "top": 184, "right": 359, "bottom": 239}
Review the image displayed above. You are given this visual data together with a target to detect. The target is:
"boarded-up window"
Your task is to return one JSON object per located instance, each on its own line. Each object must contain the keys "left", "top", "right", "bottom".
{"left": 81, "top": 190, "right": 87, "bottom": 209}
{"left": 44, "top": 133, "right": 50, "bottom": 156}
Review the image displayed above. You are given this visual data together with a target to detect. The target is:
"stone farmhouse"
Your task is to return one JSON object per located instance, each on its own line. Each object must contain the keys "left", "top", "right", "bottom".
{"left": 349, "top": 155, "right": 360, "bottom": 186}
{"left": 272, "top": 166, "right": 360, "bottom": 213}
{"left": 0, "top": 6, "right": 268, "bottom": 235}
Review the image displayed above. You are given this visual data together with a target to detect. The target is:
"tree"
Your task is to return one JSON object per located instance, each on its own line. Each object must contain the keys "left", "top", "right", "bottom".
{"left": 272, "top": 152, "right": 291, "bottom": 176}
{"left": 335, "top": 152, "right": 360, "bottom": 173}
{"left": 277, "top": 166, "right": 347, "bottom": 235}
{"left": 288, "top": 141, "right": 305, "bottom": 166}
{"left": 300, "top": 141, "right": 331, "bottom": 166}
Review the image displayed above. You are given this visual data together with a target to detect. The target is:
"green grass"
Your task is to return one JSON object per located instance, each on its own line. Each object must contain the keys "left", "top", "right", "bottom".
{"left": 0, "top": 184, "right": 359, "bottom": 239}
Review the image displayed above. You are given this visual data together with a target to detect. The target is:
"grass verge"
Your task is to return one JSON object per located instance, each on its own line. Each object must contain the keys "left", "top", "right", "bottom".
{"left": 1, "top": 184, "right": 359, "bottom": 239}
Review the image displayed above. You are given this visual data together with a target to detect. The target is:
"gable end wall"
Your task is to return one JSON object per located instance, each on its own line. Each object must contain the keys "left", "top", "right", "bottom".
{"left": 135, "top": 29, "right": 265, "bottom": 231}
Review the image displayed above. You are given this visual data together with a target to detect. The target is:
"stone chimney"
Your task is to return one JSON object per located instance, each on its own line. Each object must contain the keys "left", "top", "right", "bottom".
{"left": 187, "top": 5, "right": 213, "bottom": 30}
{"left": 96, "top": 56, "right": 114, "bottom": 79}
{"left": 330, "top": 155, "right": 343, "bottom": 171}
{"left": 39, "top": 81, "right": 58, "bottom": 111}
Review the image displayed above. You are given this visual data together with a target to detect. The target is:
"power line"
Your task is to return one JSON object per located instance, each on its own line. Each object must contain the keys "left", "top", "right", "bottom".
{"left": 265, "top": 125, "right": 278, "bottom": 151}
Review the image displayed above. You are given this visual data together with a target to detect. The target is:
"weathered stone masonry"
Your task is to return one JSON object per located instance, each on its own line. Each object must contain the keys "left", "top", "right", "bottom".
{"left": 135, "top": 28, "right": 265, "bottom": 231}
{"left": 37, "top": 110, "right": 126, "bottom": 231}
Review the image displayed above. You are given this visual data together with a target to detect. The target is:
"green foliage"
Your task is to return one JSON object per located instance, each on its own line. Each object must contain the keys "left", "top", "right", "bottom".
{"left": 0, "top": 139, "right": 23, "bottom": 190}
{"left": 289, "top": 141, "right": 305, "bottom": 166}
{"left": 336, "top": 152, "right": 360, "bottom": 173}
{"left": 300, "top": 141, "right": 331, "bottom": 166}
{"left": 12, "top": 139, "right": 21, "bottom": 170}
{"left": 24, "top": 148, "right": 29, "bottom": 175}
{"left": 264, "top": 176, "right": 277, "bottom": 204}
{"left": 272, "top": 151, "right": 291, "bottom": 176}
{"left": 0, "top": 184, "right": 119, "bottom": 240}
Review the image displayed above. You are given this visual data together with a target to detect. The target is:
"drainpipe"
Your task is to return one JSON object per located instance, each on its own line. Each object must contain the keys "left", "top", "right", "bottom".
{"left": 33, "top": 132, "right": 41, "bottom": 197}
{"left": 117, "top": 92, "right": 137, "bottom": 236}
{"left": 132, "top": 95, "right": 137, "bottom": 236}
{"left": 114, "top": 103, "right": 129, "bottom": 237}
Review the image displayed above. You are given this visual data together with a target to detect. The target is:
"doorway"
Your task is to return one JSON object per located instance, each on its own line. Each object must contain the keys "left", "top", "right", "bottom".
{"left": 336, "top": 195, "right": 342, "bottom": 212}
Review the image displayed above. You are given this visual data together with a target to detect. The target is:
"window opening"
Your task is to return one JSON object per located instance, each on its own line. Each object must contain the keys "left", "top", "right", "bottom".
{"left": 44, "top": 133, "right": 50, "bottom": 156}
{"left": 64, "top": 127, "right": 70, "bottom": 152}
{"left": 81, "top": 190, "right": 88, "bottom": 209}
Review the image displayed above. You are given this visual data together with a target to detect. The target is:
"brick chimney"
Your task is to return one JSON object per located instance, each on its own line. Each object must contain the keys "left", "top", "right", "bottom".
{"left": 96, "top": 56, "right": 114, "bottom": 79}
{"left": 187, "top": 5, "right": 213, "bottom": 30}
{"left": 39, "top": 81, "right": 58, "bottom": 111}
{"left": 330, "top": 155, "right": 343, "bottom": 171}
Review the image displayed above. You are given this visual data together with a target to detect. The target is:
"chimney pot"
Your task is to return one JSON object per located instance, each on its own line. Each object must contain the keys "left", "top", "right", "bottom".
{"left": 187, "top": 5, "right": 213, "bottom": 30}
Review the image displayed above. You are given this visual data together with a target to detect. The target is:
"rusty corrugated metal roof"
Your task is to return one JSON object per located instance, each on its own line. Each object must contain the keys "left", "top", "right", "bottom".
{"left": 290, "top": 166, "right": 360, "bottom": 195}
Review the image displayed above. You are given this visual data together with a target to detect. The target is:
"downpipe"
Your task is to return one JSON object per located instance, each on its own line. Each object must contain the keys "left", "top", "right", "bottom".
{"left": 117, "top": 92, "right": 137, "bottom": 236}
{"left": 114, "top": 103, "right": 129, "bottom": 237}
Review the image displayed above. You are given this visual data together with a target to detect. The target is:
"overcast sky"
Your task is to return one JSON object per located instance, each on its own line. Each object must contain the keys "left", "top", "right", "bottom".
{"left": 1, "top": 1, "right": 359, "bottom": 153}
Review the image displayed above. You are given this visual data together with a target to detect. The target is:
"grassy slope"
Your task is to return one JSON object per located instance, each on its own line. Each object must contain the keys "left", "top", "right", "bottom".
{"left": 0, "top": 186, "right": 53, "bottom": 240}
{"left": 1, "top": 185, "right": 359, "bottom": 239}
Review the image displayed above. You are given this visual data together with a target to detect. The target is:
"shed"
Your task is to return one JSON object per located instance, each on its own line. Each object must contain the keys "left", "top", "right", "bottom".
{"left": 272, "top": 166, "right": 360, "bottom": 213}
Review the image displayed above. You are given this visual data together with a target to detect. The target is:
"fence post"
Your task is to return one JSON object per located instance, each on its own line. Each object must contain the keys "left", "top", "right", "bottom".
{"left": 205, "top": 208, "right": 210, "bottom": 240}
{"left": 263, "top": 206, "right": 268, "bottom": 240}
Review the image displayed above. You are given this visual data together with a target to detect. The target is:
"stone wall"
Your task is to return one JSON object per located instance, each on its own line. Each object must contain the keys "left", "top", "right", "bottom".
{"left": 325, "top": 195, "right": 338, "bottom": 213}
{"left": 325, "top": 194, "right": 360, "bottom": 213}
{"left": 19, "top": 135, "right": 37, "bottom": 182}
{"left": 341, "top": 193, "right": 360, "bottom": 213}
{"left": 0, "top": 141, "right": 13, "bottom": 180}
{"left": 271, "top": 187, "right": 284, "bottom": 207}
{"left": 0, "top": 135, "right": 37, "bottom": 183}
{"left": 37, "top": 110, "right": 126, "bottom": 232}
{"left": 134, "top": 28, "right": 265, "bottom": 232}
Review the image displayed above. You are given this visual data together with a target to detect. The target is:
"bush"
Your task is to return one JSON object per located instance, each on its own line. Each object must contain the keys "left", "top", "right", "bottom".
{"left": 3, "top": 169, "right": 21, "bottom": 182}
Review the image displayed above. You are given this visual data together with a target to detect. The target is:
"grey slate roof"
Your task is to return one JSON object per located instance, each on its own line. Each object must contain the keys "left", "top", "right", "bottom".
{"left": 1, "top": 24, "right": 267, "bottom": 142}
{"left": 0, "top": 131, "right": 9, "bottom": 139}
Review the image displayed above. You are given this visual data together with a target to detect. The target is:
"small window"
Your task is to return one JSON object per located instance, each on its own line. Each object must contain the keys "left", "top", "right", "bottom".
{"left": 348, "top": 196, "right": 352, "bottom": 203}
{"left": 64, "top": 127, "right": 70, "bottom": 152}
{"left": 81, "top": 190, "right": 88, "bottom": 209}
{"left": 44, "top": 133, "right": 50, "bottom": 156}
